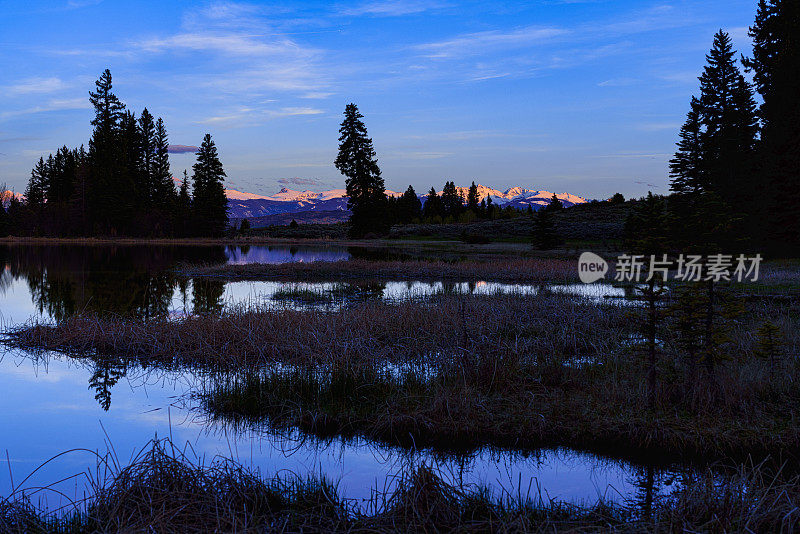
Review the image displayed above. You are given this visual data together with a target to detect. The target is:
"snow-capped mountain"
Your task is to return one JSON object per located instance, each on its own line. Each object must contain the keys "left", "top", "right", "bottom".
{"left": 1, "top": 190, "right": 23, "bottom": 208}
{"left": 444, "top": 185, "right": 587, "bottom": 209}
{"left": 226, "top": 185, "right": 587, "bottom": 219}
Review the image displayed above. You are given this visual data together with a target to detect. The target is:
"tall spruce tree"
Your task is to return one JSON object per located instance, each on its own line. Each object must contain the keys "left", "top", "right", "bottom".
{"left": 668, "top": 31, "right": 759, "bottom": 249}
{"left": 670, "top": 97, "right": 704, "bottom": 195}
{"left": 744, "top": 0, "right": 800, "bottom": 252}
{"left": 25, "top": 158, "right": 46, "bottom": 208}
{"left": 177, "top": 169, "right": 192, "bottom": 236}
{"left": 440, "top": 181, "right": 463, "bottom": 217}
{"left": 533, "top": 207, "right": 562, "bottom": 250}
{"left": 697, "top": 31, "right": 759, "bottom": 201}
{"left": 547, "top": 193, "right": 564, "bottom": 211}
{"left": 152, "top": 117, "right": 176, "bottom": 209}
{"left": 0, "top": 197, "right": 7, "bottom": 237}
{"left": 623, "top": 192, "right": 670, "bottom": 409}
{"left": 335, "top": 104, "right": 387, "bottom": 237}
{"left": 87, "top": 69, "right": 128, "bottom": 234}
{"left": 466, "top": 181, "right": 480, "bottom": 213}
{"left": 423, "top": 187, "right": 443, "bottom": 220}
{"left": 397, "top": 185, "right": 422, "bottom": 223}
{"left": 138, "top": 108, "right": 156, "bottom": 206}
{"left": 191, "top": 134, "right": 228, "bottom": 236}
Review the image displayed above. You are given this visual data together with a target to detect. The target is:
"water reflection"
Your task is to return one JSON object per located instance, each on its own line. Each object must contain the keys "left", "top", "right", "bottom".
{"left": 225, "top": 244, "right": 350, "bottom": 264}
{"left": 0, "top": 351, "right": 685, "bottom": 512}
{"left": 88, "top": 357, "right": 128, "bottom": 410}
{"left": 0, "top": 244, "right": 227, "bottom": 321}
{"left": 0, "top": 244, "right": 352, "bottom": 322}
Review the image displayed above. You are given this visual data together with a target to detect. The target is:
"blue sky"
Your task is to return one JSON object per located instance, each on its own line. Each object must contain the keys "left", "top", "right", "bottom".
{"left": 0, "top": 0, "right": 759, "bottom": 199}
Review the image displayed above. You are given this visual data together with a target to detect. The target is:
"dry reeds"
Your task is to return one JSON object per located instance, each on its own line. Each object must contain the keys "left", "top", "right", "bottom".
{"left": 5, "top": 291, "right": 800, "bottom": 463}
{"left": 2, "top": 438, "right": 800, "bottom": 533}
{"left": 177, "top": 257, "right": 579, "bottom": 283}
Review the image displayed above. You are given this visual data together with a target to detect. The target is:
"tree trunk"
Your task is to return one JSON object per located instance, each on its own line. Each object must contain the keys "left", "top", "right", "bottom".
{"left": 647, "top": 278, "right": 657, "bottom": 410}
{"left": 704, "top": 279, "right": 716, "bottom": 380}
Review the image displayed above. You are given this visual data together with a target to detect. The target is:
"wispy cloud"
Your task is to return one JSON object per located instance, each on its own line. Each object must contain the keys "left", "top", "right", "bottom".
{"left": 598, "top": 77, "right": 638, "bottom": 87}
{"left": 300, "top": 91, "right": 334, "bottom": 99}
{"left": 4, "top": 77, "right": 68, "bottom": 95}
{"left": 415, "top": 26, "right": 569, "bottom": 59}
{"left": 342, "top": 1, "right": 447, "bottom": 17}
{"left": 199, "top": 106, "right": 324, "bottom": 127}
{"left": 167, "top": 144, "right": 199, "bottom": 154}
{"left": 597, "top": 153, "right": 671, "bottom": 159}
{"left": 0, "top": 98, "right": 89, "bottom": 121}
{"left": 404, "top": 130, "right": 517, "bottom": 141}
{"left": 52, "top": 3, "right": 332, "bottom": 99}
{"left": 66, "top": 0, "right": 103, "bottom": 9}
{"left": 384, "top": 150, "right": 453, "bottom": 160}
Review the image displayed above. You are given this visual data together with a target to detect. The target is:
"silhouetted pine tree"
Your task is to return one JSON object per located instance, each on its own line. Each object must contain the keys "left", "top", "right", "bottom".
{"left": 423, "top": 187, "right": 443, "bottom": 220}
{"left": 466, "top": 181, "right": 480, "bottom": 213}
{"left": 153, "top": 118, "right": 176, "bottom": 209}
{"left": 138, "top": 108, "right": 156, "bottom": 207}
{"left": 0, "top": 199, "right": 7, "bottom": 237}
{"left": 88, "top": 69, "right": 127, "bottom": 234}
{"left": 177, "top": 169, "right": 192, "bottom": 236}
{"left": 744, "top": 0, "right": 800, "bottom": 252}
{"left": 623, "top": 192, "right": 670, "bottom": 409}
{"left": 45, "top": 147, "right": 77, "bottom": 205}
{"left": 533, "top": 207, "right": 562, "bottom": 250}
{"left": 668, "top": 31, "right": 759, "bottom": 250}
{"left": 670, "top": 97, "right": 704, "bottom": 195}
{"left": 192, "top": 134, "right": 228, "bottom": 237}
{"left": 25, "top": 158, "right": 46, "bottom": 209}
{"left": 440, "top": 181, "right": 463, "bottom": 217}
{"left": 334, "top": 103, "right": 388, "bottom": 237}
{"left": 697, "top": 31, "right": 759, "bottom": 203}
{"left": 397, "top": 185, "right": 422, "bottom": 223}
{"left": 547, "top": 193, "right": 564, "bottom": 211}
{"left": 118, "top": 110, "right": 142, "bottom": 233}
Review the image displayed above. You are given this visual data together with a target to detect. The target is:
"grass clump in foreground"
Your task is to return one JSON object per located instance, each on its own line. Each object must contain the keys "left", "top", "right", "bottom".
{"left": 177, "top": 257, "right": 579, "bottom": 283}
{"left": 2, "top": 438, "right": 800, "bottom": 533}
{"left": 6, "top": 291, "right": 800, "bottom": 462}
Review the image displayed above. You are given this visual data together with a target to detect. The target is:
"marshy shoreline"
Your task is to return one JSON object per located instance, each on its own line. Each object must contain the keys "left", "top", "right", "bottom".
{"left": 177, "top": 257, "right": 581, "bottom": 283}
{"left": 5, "top": 290, "right": 799, "bottom": 466}
{"left": 3, "top": 437, "right": 799, "bottom": 533}
{"left": 2, "top": 243, "right": 799, "bottom": 532}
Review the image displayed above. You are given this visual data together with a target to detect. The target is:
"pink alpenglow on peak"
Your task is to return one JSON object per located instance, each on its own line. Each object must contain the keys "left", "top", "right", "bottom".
{"left": 1, "top": 190, "right": 24, "bottom": 208}
{"left": 225, "top": 184, "right": 588, "bottom": 220}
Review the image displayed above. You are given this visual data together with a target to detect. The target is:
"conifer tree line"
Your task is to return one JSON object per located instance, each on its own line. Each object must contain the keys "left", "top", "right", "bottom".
{"left": 667, "top": 0, "right": 800, "bottom": 255}
{"left": 1, "top": 70, "right": 228, "bottom": 237}
{"left": 392, "top": 180, "right": 531, "bottom": 225}
{"left": 334, "top": 105, "right": 547, "bottom": 237}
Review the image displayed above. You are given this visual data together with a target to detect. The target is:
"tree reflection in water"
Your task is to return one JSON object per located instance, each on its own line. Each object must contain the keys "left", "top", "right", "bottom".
{"left": 0, "top": 244, "right": 227, "bottom": 320}
{"left": 88, "top": 358, "right": 128, "bottom": 411}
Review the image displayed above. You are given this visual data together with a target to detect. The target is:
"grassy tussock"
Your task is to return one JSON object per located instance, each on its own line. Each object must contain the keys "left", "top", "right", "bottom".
{"left": 2, "top": 439, "right": 800, "bottom": 533}
{"left": 7, "top": 292, "right": 800, "bottom": 461}
{"left": 178, "top": 257, "right": 578, "bottom": 283}
{"left": 5, "top": 293, "right": 627, "bottom": 370}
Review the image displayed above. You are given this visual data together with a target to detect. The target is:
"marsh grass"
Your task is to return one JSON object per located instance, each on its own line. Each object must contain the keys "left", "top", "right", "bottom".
{"left": 2, "top": 438, "right": 800, "bottom": 533}
{"left": 177, "top": 257, "right": 580, "bottom": 283}
{"left": 271, "top": 284, "right": 338, "bottom": 305}
{"left": 5, "top": 290, "right": 799, "bottom": 462}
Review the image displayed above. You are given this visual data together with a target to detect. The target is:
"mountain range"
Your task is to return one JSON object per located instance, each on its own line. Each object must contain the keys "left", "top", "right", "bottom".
{"left": 2, "top": 185, "right": 589, "bottom": 226}
{"left": 226, "top": 184, "right": 588, "bottom": 223}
